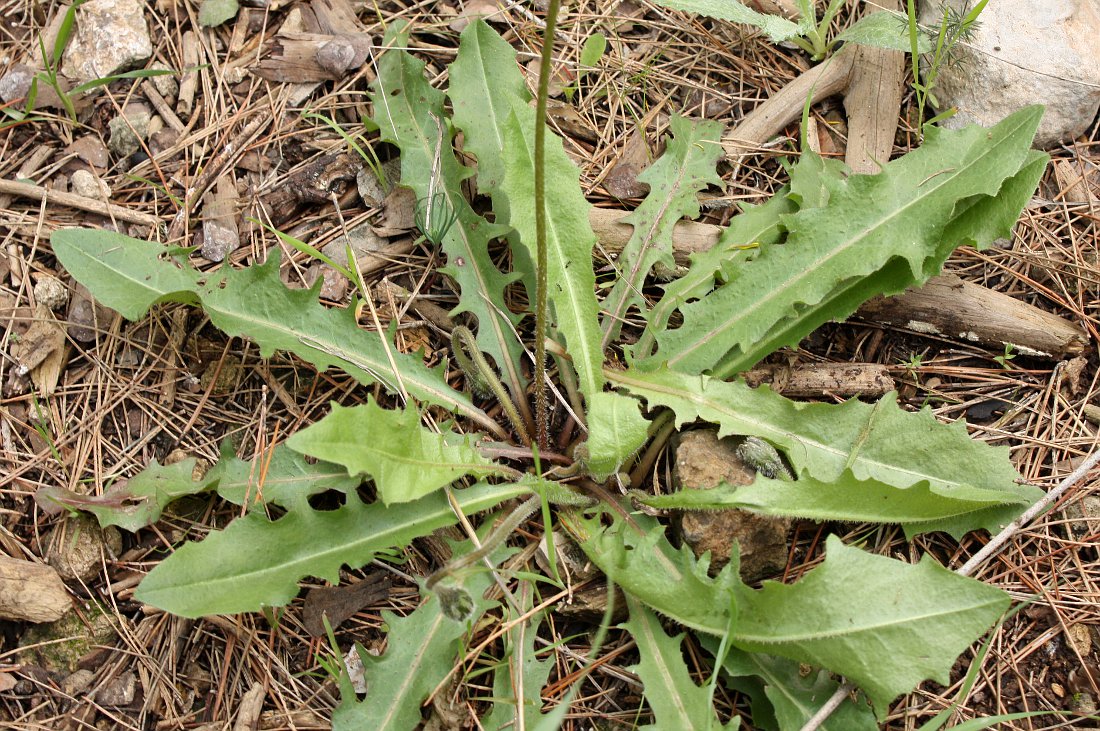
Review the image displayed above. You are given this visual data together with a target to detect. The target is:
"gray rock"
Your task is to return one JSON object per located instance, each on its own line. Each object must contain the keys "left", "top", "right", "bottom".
{"left": 0, "top": 64, "right": 34, "bottom": 103}
{"left": 66, "top": 135, "right": 110, "bottom": 169}
{"left": 919, "top": 0, "right": 1100, "bottom": 148}
{"left": 45, "top": 514, "right": 122, "bottom": 583}
{"left": 107, "top": 103, "right": 152, "bottom": 159}
{"left": 95, "top": 671, "right": 136, "bottom": 706}
{"left": 673, "top": 430, "right": 792, "bottom": 582}
{"left": 147, "top": 63, "right": 178, "bottom": 100}
{"left": 70, "top": 169, "right": 111, "bottom": 199}
{"left": 61, "top": 0, "right": 153, "bottom": 85}
{"left": 62, "top": 669, "right": 95, "bottom": 696}
{"left": 33, "top": 275, "right": 70, "bottom": 311}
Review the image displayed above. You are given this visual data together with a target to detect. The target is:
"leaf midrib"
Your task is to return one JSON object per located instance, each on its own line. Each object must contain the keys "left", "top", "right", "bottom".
{"left": 610, "top": 369, "right": 973, "bottom": 492}
{"left": 665, "top": 113, "right": 1032, "bottom": 369}
{"left": 140, "top": 485, "right": 524, "bottom": 604}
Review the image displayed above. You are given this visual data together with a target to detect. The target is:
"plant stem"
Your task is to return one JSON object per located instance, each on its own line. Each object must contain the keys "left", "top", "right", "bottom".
{"left": 533, "top": 0, "right": 562, "bottom": 452}
{"left": 425, "top": 495, "right": 540, "bottom": 590}
{"left": 452, "top": 325, "right": 531, "bottom": 445}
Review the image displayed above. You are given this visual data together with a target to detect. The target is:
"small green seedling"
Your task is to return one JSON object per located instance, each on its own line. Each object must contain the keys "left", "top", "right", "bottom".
{"left": 563, "top": 32, "right": 606, "bottom": 100}
{"left": 993, "top": 343, "right": 1017, "bottom": 369}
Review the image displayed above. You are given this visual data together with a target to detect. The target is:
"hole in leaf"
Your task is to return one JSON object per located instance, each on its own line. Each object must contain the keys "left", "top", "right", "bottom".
{"left": 307, "top": 490, "right": 348, "bottom": 512}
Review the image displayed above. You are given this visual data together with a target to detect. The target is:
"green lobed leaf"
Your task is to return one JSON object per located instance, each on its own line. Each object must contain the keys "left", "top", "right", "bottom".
{"left": 599, "top": 115, "right": 725, "bottom": 347}
{"left": 499, "top": 110, "right": 605, "bottom": 396}
{"left": 286, "top": 399, "right": 507, "bottom": 504}
{"left": 833, "top": 10, "right": 933, "bottom": 53}
{"left": 732, "top": 535, "right": 1009, "bottom": 715}
{"left": 648, "top": 0, "right": 808, "bottom": 42}
{"left": 450, "top": 21, "right": 604, "bottom": 398}
{"left": 707, "top": 148, "right": 1049, "bottom": 378}
{"left": 625, "top": 596, "right": 738, "bottom": 731}
{"left": 702, "top": 638, "right": 878, "bottom": 731}
{"left": 608, "top": 368, "right": 1042, "bottom": 538}
{"left": 34, "top": 443, "right": 357, "bottom": 531}
{"left": 634, "top": 469, "right": 1029, "bottom": 539}
{"left": 581, "top": 392, "right": 650, "bottom": 482}
{"left": 645, "top": 107, "right": 1043, "bottom": 375}
{"left": 635, "top": 189, "right": 793, "bottom": 358}
{"left": 208, "top": 442, "right": 360, "bottom": 510}
{"left": 36, "top": 459, "right": 214, "bottom": 532}
{"left": 333, "top": 535, "right": 513, "bottom": 731}
{"left": 198, "top": 0, "right": 239, "bottom": 26}
{"left": 370, "top": 30, "right": 528, "bottom": 409}
{"left": 785, "top": 150, "right": 848, "bottom": 209}
{"left": 50, "top": 229, "right": 502, "bottom": 437}
{"left": 562, "top": 510, "right": 739, "bottom": 636}
{"left": 134, "top": 482, "right": 527, "bottom": 617}
{"left": 934, "top": 149, "right": 1049, "bottom": 265}
{"left": 450, "top": 21, "right": 532, "bottom": 201}
{"left": 572, "top": 514, "right": 1009, "bottom": 718}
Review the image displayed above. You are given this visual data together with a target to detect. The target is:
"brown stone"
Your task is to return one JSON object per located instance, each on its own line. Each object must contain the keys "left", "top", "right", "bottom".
{"left": 673, "top": 429, "right": 792, "bottom": 582}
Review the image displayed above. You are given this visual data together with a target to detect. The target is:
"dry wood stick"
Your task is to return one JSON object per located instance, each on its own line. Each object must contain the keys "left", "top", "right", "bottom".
{"left": 0, "top": 178, "right": 161, "bottom": 228}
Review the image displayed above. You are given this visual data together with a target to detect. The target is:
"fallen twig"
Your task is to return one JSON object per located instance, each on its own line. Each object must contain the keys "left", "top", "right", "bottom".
{"left": 0, "top": 178, "right": 161, "bottom": 229}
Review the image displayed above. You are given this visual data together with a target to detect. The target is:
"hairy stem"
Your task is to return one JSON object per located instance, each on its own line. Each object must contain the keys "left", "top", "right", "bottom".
{"left": 452, "top": 325, "right": 531, "bottom": 445}
{"left": 533, "top": 0, "right": 563, "bottom": 451}
{"left": 425, "top": 495, "right": 541, "bottom": 591}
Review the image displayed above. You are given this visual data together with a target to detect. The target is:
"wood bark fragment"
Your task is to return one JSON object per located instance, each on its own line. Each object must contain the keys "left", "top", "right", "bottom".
{"left": 722, "top": 44, "right": 856, "bottom": 161}
{"left": 232, "top": 683, "right": 266, "bottom": 731}
{"left": 842, "top": 0, "right": 906, "bottom": 174}
{"left": 0, "top": 179, "right": 160, "bottom": 228}
{"left": 178, "top": 31, "right": 200, "bottom": 119}
{"left": 0, "top": 556, "right": 70, "bottom": 623}
{"left": 858, "top": 274, "right": 1088, "bottom": 359}
{"left": 589, "top": 206, "right": 718, "bottom": 266}
{"left": 253, "top": 33, "right": 372, "bottom": 82}
{"left": 743, "top": 362, "right": 894, "bottom": 397}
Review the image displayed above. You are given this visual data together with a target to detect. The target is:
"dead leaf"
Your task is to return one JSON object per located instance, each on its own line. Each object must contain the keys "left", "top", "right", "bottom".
{"left": 525, "top": 58, "right": 570, "bottom": 98}
{"left": 302, "top": 572, "right": 391, "bottom": 636}
{"left": 66, "top": 282, "right": 115, "bottom": 342}
{"left": 448, "top": 0, "right": 501, "bottom": 32}
{"left": 603, "top": 128, "right": 650, "bottom": 199}
{"left": 201, "top": 176, "right": 240, "bottom": 262}
{"left": 545, "top": 100, "right": 598, "bottom": 144}
{"left": 11, "top": 305, "right": 66, "bottom": 379}
{"left": 375, "top": 185, "right": 418, "bottom": 235}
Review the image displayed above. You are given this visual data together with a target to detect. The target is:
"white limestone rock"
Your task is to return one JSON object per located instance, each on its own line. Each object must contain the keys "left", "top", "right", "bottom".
{"left": 919, "top": 0, "right": 1100, "bottom": 148}
{"left": 61, "top": 0, "right": 153, "bottom": 85}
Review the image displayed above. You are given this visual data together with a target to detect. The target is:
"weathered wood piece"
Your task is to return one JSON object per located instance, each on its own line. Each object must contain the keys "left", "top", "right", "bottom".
{"left": 843, "top": 0, "right": 907, "bottom": 174}
{"left": 722, "top": 44, "right": 856, "bottom": 161}
{"left": 253, "top": 33, "right": 372, "bottom": 82}
{"left": 858, "top": 274, "right": 1088, "bottom": 359}
{"left": 589, "top": 206, "right": 717, "bottom": 266}
{"left": 743, "top": 362, "right": 894, "bottom": 397}
{"left": 0, "top": 556, "right": 70, "bottom": 623}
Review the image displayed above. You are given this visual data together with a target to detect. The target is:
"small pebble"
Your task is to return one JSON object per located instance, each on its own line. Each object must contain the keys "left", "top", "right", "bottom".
{"left": 33, "top": 275, "right": 70, "bottom": 311}
{"left": 70, "top": 169, "right": 111, "bottom": 200}
{"left": 95, "top": 671, "right": 136, "bottom": 707}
